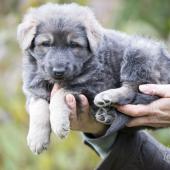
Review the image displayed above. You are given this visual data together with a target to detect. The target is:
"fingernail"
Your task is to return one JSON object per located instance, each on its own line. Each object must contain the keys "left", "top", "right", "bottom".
{"left": 115, "top": 105, "right": 123, "bottom": 112}
{"left": 53, "top": 83, "right": 60, "bottom": 90}
{"left": 126, "top": 122, "right": 133, "bottom": 127}
{"left": 66, "top": 94, "right": 74, "bottom": 104}
{"left": 126, "top": 123, "right": 132, "bottom": 127}
{"left": 51, "top": 84, "right": 60, "bottom": 96}
{"left": 79, "top": 94, "right": 87, "bottom": 105}
{"left": 126, "top": 119, "right": 139, "bottom": 127}
{"left": 139, "top": 85, "right": 154, "bottom": 94}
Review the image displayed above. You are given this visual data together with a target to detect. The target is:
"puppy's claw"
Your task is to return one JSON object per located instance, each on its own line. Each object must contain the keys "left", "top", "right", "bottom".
{"left": 51, "top": 121, "right": 70, "bottom": 139}
{"left": 55, "top": 128, "right": 70, "bottom": 139}
{"left": 58, "top": 130, "right": 69, "bottom": 139}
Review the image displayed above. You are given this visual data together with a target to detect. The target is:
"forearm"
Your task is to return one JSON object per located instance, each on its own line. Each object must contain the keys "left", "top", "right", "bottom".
{"left": 95, "top": 130, "right": 170, "bottom": 170}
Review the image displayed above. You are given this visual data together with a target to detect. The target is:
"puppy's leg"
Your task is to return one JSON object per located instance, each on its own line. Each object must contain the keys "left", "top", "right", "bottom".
{"left": 94, "top": 83, "right": 159, "bottom": 124}
{"left": 49, "top": 88, "right": 70, "bottom": 139}
{"left": 94, "top": 83, "right": 159, "bottom": 106}
{"left": 95, "top": 40, "right": 162, "bottom": 108}
{"left": 27, "top": 97, "right": 51, "bottom": 154}
{"left": 94, "top": 41, "right": 162, "bottom": 124}
{"left": 94, "top": 84, "right": 136, "bottom": 107}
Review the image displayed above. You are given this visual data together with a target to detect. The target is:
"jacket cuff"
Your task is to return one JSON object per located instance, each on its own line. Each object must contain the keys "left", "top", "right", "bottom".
{"left": 82, "top": 131, "right": 117, "bottom": 158}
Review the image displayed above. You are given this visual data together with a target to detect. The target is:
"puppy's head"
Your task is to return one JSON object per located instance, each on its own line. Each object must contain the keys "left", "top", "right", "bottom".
{"left": 17, "top": 3, "right": 103, "bottom": 82}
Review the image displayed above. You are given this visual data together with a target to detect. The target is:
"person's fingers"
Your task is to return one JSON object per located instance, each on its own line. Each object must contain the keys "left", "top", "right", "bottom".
{"left": 139, "top": 84, "right": 170, "bottom": 97}
{"left": 79, "top": 94, "right": 90, "bottom": 114}
{"left": 126, "top": 116, "right": 170, "bottom": 127}
{"left": 145, "top": 123, "right": 170, "bottom": 128}
{"left": 115, "top": 104, "right": 154, "bottom": 117}
{"left": 65, "top": 94, "right": 77, "bottom": 121}
{"left": 150, "top": 98, "right": 170, "bottom": 112}
{"left": 51, "top": 83, "right": 60, "bottom": 96}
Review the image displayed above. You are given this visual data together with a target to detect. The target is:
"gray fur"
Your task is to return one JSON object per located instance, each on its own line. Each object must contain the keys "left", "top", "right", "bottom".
{"left": 18, "top": 3, "right": 170, "bottom": 132}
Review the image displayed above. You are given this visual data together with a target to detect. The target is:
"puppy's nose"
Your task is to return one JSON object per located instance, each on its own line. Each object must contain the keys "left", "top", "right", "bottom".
{"left": 52, "top": 67, "right": 65, "bottom": 78}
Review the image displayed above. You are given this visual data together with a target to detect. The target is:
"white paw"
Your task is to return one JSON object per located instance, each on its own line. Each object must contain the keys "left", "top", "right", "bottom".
{"left": 27, "top": 127, "right": 50, "bottom": 154}
{"left": 51, "top": 119, "right": 70, "bottom": 139}
{"left": 28, "top": 98, "right": 51, "bottom": 154}
{"left": 49, "top": 88, "right": 71, "bottom": 139}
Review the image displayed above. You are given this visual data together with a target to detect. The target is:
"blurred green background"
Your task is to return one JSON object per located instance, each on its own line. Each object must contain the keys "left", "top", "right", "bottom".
{"left": 0, "top": 0, "right": 170, "bottom": 170}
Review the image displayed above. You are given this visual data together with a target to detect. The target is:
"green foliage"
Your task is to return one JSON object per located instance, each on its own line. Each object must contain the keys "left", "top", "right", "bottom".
{"left": 151, "top": 129, "right": 170, "bottom": 147}
{"left": 115, "top": 0, "right": 170, "bottom": 39}
{"left": 0, "top": 123, "right": 99, "bottom": 170}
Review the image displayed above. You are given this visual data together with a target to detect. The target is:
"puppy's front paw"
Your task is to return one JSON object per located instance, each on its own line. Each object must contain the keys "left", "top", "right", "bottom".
{"left": 27, "top": 127, "right": 50, "bottom": 154}
{"left": 95, "top": 108, "right": 115, "bottom": 125}
{"left": 27, "top": 97, "right": 51, "bottom": 154}
{"left": 49, "top": 88, "right": 71, "bottom": 139}
{"left": 51, "top": 119, "right": 70, "bottom": 139}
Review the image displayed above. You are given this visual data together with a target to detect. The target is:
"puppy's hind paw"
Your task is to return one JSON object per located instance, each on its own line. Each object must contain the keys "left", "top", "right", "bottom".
{"left": 94, "top": 93, "right": 112, "bottom": 107}
{"left": 95, "top": 108, "right": 114, "bottom": 125}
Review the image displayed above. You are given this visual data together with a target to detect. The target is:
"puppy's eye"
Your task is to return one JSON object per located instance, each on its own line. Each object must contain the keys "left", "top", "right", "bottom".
{"left": 40, "top": 41, "right": 51, "bottom": 47}
{"left": 69, "top": 41, "right": 81, "bottom": 48}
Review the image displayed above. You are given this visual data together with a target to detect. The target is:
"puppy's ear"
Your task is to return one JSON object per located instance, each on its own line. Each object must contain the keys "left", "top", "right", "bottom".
{"left": 85, "top": 17, "right": 103, "bottom": 53}
{"left": 86, "top": 24, "right": 103, "bottom": 53}
{"left": 17, "top": 19, "right": 38, "bottom": 50}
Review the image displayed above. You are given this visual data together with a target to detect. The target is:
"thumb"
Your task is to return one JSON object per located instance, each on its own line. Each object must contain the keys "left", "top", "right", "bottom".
{"left": 139, "top": 84, "right": 170, "bottom": 97}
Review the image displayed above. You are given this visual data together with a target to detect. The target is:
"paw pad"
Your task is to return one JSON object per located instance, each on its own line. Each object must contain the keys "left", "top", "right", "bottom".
{"left": 95, "top": 108, "right": 114, "bottom": 125}
{"left": 94, "top": 93, "right": 112, "bottom": 107}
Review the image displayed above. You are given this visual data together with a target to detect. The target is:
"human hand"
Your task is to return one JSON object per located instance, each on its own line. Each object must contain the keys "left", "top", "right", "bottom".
{"left": 115, "top": 84, "right": 170, "bottom": 128}
{"left": 51, "top": 84, "right": 108, "bottom": 137}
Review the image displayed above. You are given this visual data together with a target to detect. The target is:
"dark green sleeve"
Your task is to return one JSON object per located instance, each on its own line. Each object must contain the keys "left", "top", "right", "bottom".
{"left": 96, "top": 130, "right": 170, "bottom": 170}
{"left": 83, "top": 131, "right": 117, "bottom": 158}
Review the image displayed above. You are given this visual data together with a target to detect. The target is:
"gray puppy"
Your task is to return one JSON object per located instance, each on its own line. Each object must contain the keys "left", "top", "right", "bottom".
{"left": 17, "top": 3, "right": 170, "bottom": 154}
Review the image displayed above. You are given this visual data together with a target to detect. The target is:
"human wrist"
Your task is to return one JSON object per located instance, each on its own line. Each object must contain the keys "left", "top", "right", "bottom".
{"left": 88, "top": 121, "right": 109, "bottom": 137}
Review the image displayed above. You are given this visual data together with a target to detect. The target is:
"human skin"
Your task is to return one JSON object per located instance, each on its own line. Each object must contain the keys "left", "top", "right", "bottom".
{"left": 115, "top": 84, "right": 170, "bottom": 128}
{"left": 51, "top": 84, "right": 107, "bottom": 137}
{"left": 52, "top": 84, "right": 170, "bottom": 136}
